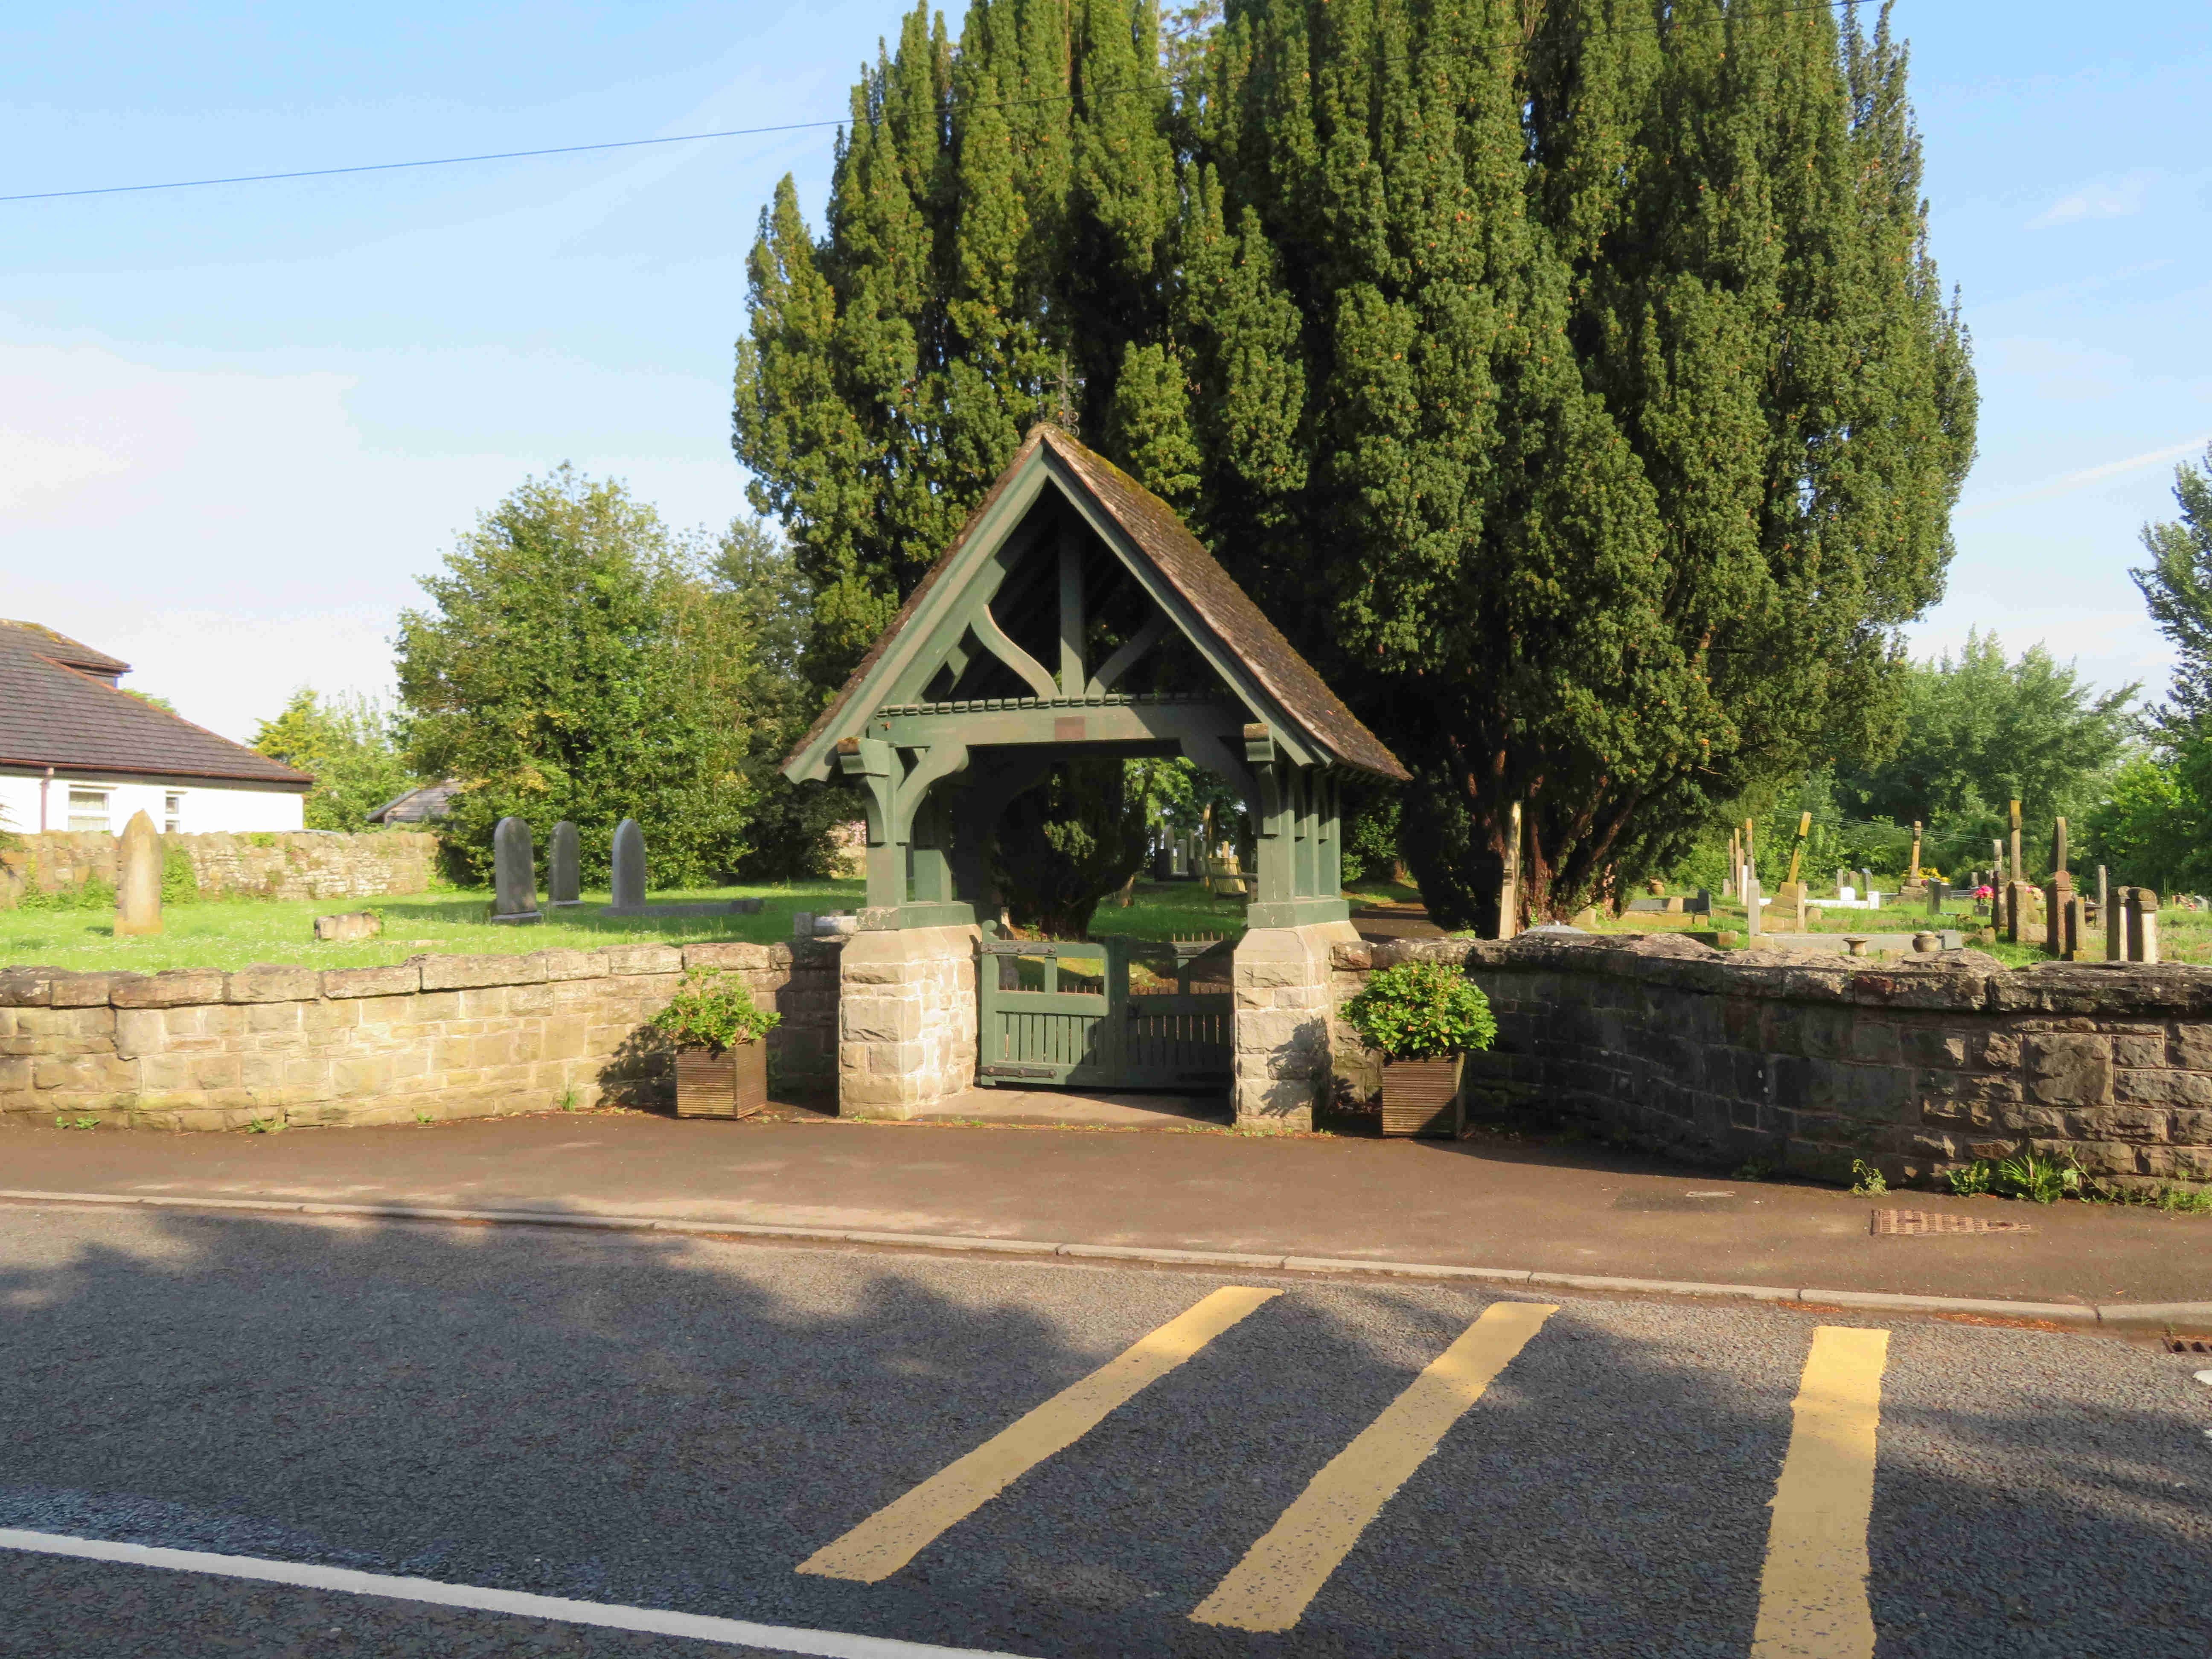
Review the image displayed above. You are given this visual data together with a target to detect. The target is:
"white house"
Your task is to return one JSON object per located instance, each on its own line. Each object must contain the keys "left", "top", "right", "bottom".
{"left": 0, "top": 620, "right": 311, "bottom": 835}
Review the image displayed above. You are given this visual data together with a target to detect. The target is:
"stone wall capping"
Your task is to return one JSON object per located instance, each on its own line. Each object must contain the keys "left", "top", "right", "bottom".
{"left": 419, "top": 953, "right": 550, "bottom": 992}
{"left": 321, "top": 963, "right": 422, "bottom": 1000}
{"left": 111, "top": 970, "right": 228, "bottom": 1009}
{"left": 540, "top": 950, "right": 608, "bottom": 982}
{"left": 227, "top": 965, "right": 322, "bottom": 1004}
{"left": 0, "top": 970, "right": 55, "bottom": 1007}
{"left": 601, "top": 944, "right": 685, "bottom": 977}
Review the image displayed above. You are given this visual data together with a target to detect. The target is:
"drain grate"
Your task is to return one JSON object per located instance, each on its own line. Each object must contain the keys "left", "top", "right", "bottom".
{"left": 1871, "top": 1208, "right": 2034, "bottom": 1236}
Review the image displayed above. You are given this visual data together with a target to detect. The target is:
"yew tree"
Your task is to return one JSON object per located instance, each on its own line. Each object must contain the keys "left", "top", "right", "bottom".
{"left": 733, "top": 0, "right": 1976, "bottom": 924}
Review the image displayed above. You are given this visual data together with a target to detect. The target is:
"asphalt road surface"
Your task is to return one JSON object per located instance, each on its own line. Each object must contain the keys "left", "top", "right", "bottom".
{"left": 0, "top": 1202, "right": 2206, "bottom": 1658}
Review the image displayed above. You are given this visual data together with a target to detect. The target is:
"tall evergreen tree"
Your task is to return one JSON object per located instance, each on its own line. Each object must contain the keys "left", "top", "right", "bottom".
{"left": 733, "top": 0, "right": 1975, "bottom": 922}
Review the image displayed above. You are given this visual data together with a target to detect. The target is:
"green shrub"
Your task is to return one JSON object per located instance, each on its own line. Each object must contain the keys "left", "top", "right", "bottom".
{"left": 1342, "top": 961, "right": 1497, "bottom": 1062}
{"left": 649, "top": 967, "right": 781, "bottom": 1052}
{"left": 161, "top": 846, "right": 200, "bottom": 906}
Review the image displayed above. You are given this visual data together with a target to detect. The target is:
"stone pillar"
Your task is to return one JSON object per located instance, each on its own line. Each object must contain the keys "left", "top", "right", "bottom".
{"left": 114, "top": 810, "right": 163, "bottom": 937}
{"left": 1231, "top": 920, "right": 1359, "bottom": 1132}
{"left": 837, "top": 924, "right": 980, "bottom": 1119}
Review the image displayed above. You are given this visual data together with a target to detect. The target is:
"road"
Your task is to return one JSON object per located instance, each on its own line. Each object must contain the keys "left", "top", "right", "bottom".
{"left": 0, "top": 1202, "right": 2206, "bottom": 1657}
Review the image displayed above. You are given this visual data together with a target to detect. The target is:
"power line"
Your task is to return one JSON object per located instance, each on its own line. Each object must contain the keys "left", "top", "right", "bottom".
{"left": 3, "top": 0, "right": 1881, "bottom": 207}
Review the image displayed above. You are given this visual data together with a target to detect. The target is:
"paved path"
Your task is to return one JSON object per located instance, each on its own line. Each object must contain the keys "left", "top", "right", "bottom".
{"left": 0, "top": 1204, "right": 2206, "bottom": 1656}
{"left": 2, "top": 1112, "right": 2208, "bottom": 1305}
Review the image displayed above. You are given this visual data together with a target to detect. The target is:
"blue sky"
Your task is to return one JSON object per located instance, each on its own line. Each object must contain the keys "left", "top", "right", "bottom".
{"left": 5, "top": 0, "right": 2209, "bottom": 741}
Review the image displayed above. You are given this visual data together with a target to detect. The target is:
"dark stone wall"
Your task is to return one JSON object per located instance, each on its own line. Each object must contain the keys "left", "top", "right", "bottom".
{"left": 1331, "top": 933, "right": 2212, "bottom": 1191}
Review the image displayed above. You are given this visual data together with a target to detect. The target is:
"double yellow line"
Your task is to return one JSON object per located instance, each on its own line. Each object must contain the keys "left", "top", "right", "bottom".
{"left": 800, "top": 1288, "right": 1891, "bottom": 1653}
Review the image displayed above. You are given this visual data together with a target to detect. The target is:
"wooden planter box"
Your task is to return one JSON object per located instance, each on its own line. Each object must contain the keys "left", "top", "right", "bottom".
{"left": 1379, "top": 1054, "right": 1463, "bottom": 1138}
{"left": 673, "top": 1039, "right": 769, "bottom": 1120}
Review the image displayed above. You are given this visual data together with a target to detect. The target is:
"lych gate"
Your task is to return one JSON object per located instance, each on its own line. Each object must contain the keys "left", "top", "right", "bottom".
{"left": 782, "top": 425, "right": 1408, "bottom": 1129}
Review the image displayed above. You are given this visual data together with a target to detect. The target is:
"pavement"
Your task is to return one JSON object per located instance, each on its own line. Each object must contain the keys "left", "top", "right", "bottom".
{"left": 2, "top": 1204, "right": 2207, "bottom": 1657}
{"left": 2, "top": 1106, "right": 2209, "bottom": 1312}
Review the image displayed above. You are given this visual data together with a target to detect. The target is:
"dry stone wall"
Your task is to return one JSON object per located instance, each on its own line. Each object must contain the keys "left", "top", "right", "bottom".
{"left": 0, "top": 830, "right": 438, "bottom": 908}
{"left": 0, "top": 940, "right": 842, "bottom": 1131}
{"left": 1331, "top": 933, "right": 2212, "bottom": 1192}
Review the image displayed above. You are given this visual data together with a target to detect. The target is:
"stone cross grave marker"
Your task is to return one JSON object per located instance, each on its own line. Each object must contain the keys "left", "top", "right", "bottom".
{"left": 610, "top": 818, "right": 646, "bottom": 912}
{"left": 490, "top": 817, "right": 542, "bottom": 924}
{"left": 548, "top": 821, "right": 582, "bottom": 908}
{"left": 114, "top": 809, "right": 163, "bottom": 937}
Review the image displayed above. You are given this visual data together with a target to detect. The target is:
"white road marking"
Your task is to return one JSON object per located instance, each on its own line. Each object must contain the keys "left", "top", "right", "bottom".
{"left": 0, "top": 1528, "right": 1037, "bottom": 1659}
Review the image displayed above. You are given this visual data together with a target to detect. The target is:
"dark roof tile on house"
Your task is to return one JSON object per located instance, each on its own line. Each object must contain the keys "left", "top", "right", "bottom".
{"left": 0, "top": 621, "right": 313, "bottom": 788}
{"left": 788, "top": 425, "right": 1409, "bottom": 781}
{"left": 0, "top": 619, "right": 129, "bottom": 681}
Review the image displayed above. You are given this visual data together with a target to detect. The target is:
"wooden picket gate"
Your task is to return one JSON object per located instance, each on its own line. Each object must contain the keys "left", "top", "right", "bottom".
{"left": 976, "top": 936, "right": 1233, "bottom": 1089}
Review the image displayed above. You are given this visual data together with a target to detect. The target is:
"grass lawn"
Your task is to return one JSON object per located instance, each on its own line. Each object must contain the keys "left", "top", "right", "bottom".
{"left": 1565, "top": 890, "right": 2210, "bottom": 970}
{"left": 0, "top": 874, "right": 1319, "bottom": 974}
{"left": 0, "top": 881, "right": 868, "bottom": 975}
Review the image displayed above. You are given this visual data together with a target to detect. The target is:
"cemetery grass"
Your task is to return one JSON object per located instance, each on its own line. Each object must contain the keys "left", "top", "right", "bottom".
{"left": 0, "top": 876, "right": 1302, "bottom": 973}
{"left": 1569, "top": 898, "right": 2212, "bottom": 969}
{"left": 0, "top": 881, "right": 871, "bottom": 975}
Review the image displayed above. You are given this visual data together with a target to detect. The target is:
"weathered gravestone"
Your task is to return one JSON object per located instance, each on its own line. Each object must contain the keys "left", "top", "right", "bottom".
{"left": 490, "top": 817, "right": 542, "bottom": 924}
{"left": 314, "top": 911, "right": 381, "bottom": 942}
{"left": 2044, "top": 815, "right": 2078, "bottom": 959}
{"left": 547, "top": 821, "right": 582, "bottom": 908}
{"left": 609, "top": 818, "right": 646, "bottom": 913}
{"left": 114, "top": 810, "right": 163, "bottom": 937}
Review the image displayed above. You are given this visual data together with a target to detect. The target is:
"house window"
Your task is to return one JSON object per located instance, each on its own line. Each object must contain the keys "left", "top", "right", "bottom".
{"left": 164, "top": 792, "right": 184, "bottom": 833}
{"left": 66, "top": 788, "right": 111, "bottom": 833}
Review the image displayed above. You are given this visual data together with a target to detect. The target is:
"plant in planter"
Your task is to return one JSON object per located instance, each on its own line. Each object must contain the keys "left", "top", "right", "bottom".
{"left": 1342, "top": 960, "right": 1497, "bottom": 1137}
{"left": 650, "top": 967, "right": 782, "bottom": 1120}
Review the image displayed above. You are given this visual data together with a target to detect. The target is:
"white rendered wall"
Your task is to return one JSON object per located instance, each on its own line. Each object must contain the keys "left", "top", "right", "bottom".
{"left": 0, "top": 773, "right": 304, "bottom": 835}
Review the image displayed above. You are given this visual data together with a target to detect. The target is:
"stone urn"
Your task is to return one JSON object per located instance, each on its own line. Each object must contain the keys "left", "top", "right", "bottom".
{"left": 1379, "top": 1054, "right": 1464, "bottom": 1138}
{"left": 673, "top": 1039, "right": 769, "bottom": 1120}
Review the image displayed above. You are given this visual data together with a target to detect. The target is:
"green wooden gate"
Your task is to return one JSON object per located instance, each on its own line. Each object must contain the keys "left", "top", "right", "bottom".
{"left": 976, "top": 937, "right": 1233, "bottom": 1089}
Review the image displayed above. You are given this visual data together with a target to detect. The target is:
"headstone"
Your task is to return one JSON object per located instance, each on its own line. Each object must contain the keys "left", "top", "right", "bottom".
{"left": 610, "top": 818, "right": 646, "bottom": 912}
{"left": 2061, "top": 894, "right": 2088, "bottom": 962}
{"left": 1834, "top": 867, "right": 1848, "bottom": 897}
{"left": 2127, "top": 888, "right": 2161, "bottom": 963}
{"left": 547, "top": 821, "right": 582, "bottom": 908}
{"left": 114, "top": 809, "right": 163, "bottom": 937}
{"left": 2098, "top": 864, "right": 2109, "bottom": 930}
{"left": 2008, "top": 799, "right": 2023, "bottom": 887}
{"left": 314, "top": 911, "right": 381, "bottom": 942}
{"left": 490, "top": 817, "right": 541, "bottom": 923}
{"left": 1744, "top": 873, "right": 1762, "bottom": 939}
{"left": 1691, "top": 888, "right": 1711, "bottom": 916}
{"left": 1839, "top": 885, "right": 1857, "bottom": 905}
{"left": 793, "top": 911, "right": 815, "bottom": 939}
{"left": 1908, "top": 821, "right": 1923, "bottom": 882}
{"left": 1927, "top": 879, "right": 1947, "bottom": 916}
{"left": 1858, "top": 867, "right": 1873, "bottom": 899}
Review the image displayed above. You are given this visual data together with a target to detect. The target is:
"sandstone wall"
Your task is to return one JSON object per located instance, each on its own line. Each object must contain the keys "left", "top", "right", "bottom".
{"left": 0, "top": 830, "right": 438, "bottom": 908}
{"left": 1331, "top": 933, "right": 2212, "bottom": 1192}
{"left": 0, "top": 940, "right": 842, "bottom": 1131}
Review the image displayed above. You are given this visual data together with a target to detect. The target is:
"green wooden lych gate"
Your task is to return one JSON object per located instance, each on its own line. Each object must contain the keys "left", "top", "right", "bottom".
{"left": 976, "top": 937, "right": 1232, "bottom": 1089}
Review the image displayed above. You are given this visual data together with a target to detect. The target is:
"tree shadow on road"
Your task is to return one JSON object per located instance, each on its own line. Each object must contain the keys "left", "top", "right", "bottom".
{"left": 0, "top": 1206, "right": 2205, "bottom": 1658}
